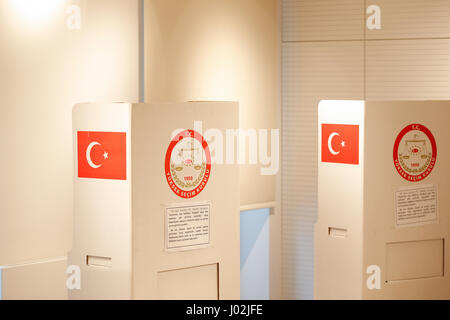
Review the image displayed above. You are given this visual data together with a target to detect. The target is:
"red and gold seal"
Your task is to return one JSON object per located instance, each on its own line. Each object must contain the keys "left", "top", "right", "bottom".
{"left": 165, "top": 130, "right": 211, "bottom": 199}
{"left": 393, "top": 124, "right": 437, "bottom": 182}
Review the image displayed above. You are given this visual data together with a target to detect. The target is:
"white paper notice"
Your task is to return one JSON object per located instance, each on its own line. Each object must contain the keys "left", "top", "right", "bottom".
{"left": 395, "top": 185, "right": 438, "bottom": 228}
{"left": 165, "top": 202, "right": 211, "bottom": 251}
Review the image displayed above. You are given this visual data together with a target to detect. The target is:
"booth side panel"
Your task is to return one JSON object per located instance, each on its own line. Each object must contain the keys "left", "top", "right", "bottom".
{"left": 69, "top": 103, "right": 133, "bottom": 300}
{"left": 315, "top": 101, "right": 365, "bottom": 299}
{"left": 363, "top": 101, "right": 450, "bottom": 299}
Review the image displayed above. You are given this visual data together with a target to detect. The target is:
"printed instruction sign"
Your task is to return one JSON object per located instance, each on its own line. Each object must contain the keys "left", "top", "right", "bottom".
{"left": 395, "top": 185, "right": 438, "bottom": 228}
{"left": 165, "top": 202, "right": 211, "bottom": 251}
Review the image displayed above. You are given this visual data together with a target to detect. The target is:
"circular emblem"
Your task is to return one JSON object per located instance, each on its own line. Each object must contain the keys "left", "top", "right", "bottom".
{"left": 165, "top": 130, "right": 211, "bottom": 199}
{"left": 393, "top": 124, "right": 437, "bottom": 182}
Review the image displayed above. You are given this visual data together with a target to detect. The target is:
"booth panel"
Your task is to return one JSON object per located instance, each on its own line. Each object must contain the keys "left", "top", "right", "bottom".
{"left": 366, "top": 39, "right": 450, "bottom": 100}
{"left": 366, "top": 0, "right": 450, "bottom": 40}
{"left": 283, "top": 0, "right": 364, "bottom": 42}
{"left": 157, "top": 264, "right": 219, "bottom": 300}
{"left": 131, "top": 103, "right": 240, "bottom": 300}
{"left": 363, "top": 101, "right": 450, "bottom": 299}
{"left": 386, "top": 239, "right": 444, "bottom": 282}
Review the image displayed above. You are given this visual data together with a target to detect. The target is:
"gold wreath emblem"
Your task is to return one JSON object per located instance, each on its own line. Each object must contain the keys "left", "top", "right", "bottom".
{"left": 171, "top": 163, "right": 206, "bottom": 189}
{"left": 398, "top": 153, "right": 432, "bottom": 174}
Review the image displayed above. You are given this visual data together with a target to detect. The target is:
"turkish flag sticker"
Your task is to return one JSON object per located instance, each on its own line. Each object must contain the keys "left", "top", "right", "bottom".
{"left": 321, "top": 124, "right": 359, "bottom": 165}
{"left": 77, "top": 131, "right": 127, "bottom": 180}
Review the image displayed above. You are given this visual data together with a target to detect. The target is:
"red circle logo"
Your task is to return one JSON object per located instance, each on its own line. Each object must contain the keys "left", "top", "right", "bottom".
{"left": 393, "top": 124, "right": 437, "bottom": 182}
{"left": 165, "top": 130, "right": 211, "bottom": 199}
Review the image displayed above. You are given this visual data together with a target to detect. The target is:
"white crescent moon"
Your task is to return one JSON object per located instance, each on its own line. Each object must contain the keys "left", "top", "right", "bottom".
{"left": 328, "top": 133, "right": 341, "bottom": 155}
{"left": 86, "top": 142, "right": 102, "bottom": 169}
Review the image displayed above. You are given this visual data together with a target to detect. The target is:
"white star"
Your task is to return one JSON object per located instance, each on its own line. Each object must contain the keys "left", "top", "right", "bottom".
{"left": 103, "top": 152, "right": 109, "bottom": 160}
{"left": 341, "top": 141, "right": 346, "bottom": 148}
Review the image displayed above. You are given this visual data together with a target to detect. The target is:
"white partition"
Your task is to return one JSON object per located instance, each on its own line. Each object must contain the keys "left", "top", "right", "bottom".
{"left": 70, "top": 102, "right": 240, "bottom": 300}
{"left": 316, "top": 100, "right": 450, "bottom": 299}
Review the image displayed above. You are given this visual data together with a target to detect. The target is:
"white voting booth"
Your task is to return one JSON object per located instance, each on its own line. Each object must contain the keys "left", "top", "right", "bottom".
{"left": 70, "top": 102, "right": 240, "bottom": 300}
{"left": 315, "top": 100, "right": 450, "bottom": 299}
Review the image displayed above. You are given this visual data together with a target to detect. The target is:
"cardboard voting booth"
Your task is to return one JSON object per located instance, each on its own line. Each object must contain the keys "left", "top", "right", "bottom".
{"left": 70, "top": 102, "right": 240, "bottom": 300}
{"left": 315, "top": 100, "right": 450, "bottom": 299}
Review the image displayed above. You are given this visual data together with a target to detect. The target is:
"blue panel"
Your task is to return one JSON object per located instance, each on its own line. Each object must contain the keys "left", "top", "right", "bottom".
{"left": 240, "top": 209, "right": 270, "bottom": 300}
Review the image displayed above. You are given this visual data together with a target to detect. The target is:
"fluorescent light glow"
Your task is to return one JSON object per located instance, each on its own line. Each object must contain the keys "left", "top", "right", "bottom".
{"left": 10, "top": 0, "right": 64, "bottom": 25}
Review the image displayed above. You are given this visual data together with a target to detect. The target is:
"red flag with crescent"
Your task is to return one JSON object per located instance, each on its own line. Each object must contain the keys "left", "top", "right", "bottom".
{"left": 321, "top": 124, "right": 359, "bottom": 165}
{"left": 77, "top": 131, "right": 127, "bottom": 180}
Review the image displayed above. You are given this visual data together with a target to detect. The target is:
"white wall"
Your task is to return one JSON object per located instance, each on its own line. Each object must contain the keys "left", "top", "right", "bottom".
{"left": 0, "top": 0, "right": 139, "bottom": 266}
